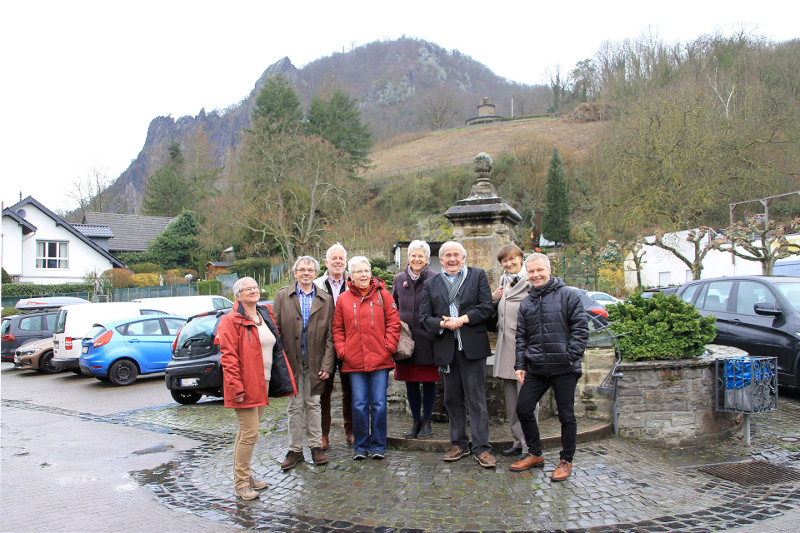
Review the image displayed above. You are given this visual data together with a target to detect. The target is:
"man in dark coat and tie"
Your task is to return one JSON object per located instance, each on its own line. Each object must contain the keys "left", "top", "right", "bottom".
{"left": 419, "top": 241, "right": 497, "bottom": 468}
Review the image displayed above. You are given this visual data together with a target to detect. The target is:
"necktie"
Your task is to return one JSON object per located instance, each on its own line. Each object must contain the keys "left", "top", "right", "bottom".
{"left": 510, "top": 275, "right": 519, "bottom": 288}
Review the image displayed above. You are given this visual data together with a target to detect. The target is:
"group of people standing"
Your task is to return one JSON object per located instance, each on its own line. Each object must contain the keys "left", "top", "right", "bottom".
{"left": 218, "top": 239, "right": 588, "bottom": 500}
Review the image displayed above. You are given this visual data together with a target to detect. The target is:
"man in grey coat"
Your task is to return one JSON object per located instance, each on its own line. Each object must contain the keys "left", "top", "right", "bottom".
{"left": 274, "top": 256, "right": 336, "bottom": 470}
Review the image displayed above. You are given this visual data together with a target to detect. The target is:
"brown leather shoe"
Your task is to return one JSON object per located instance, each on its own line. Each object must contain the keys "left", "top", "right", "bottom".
{"left": 550, "top": 459, "right": 572, "bottom": 481}
{"left": 311, "top": 447, "right": 329, "bottom": 465}
{"left": 442, "top": 446, "right": 471, "bottom": 462}
{"left": 280, "top": 450, "right": 305, "bottom": 471}
{"left": 474, "top": 451, "right": 497, "bottom": 468}
{"left": 321, "top": 435, "right": 329, "bottom": 451}
{"left": 509, "top": 453, "right": 545, "bottom": 472}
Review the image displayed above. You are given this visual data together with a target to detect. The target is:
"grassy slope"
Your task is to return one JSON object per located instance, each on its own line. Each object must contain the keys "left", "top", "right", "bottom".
{"left": 365, "top": 117, "right": 602, "bottom": 178}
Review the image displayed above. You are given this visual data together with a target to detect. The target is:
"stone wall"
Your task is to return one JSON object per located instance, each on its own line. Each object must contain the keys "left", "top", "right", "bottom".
{"left": 615, "top": 357, "right": 742, "bottom": 447}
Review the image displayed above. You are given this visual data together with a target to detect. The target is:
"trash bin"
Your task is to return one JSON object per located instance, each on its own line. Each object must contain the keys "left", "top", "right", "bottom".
{"left": 716, "top": 356, "right": 778, "bottom": 414}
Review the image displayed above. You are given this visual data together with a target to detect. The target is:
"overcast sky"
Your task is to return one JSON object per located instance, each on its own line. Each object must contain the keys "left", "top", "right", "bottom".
{"left": 1, "top": 0, "right": 796, "bottom": 214}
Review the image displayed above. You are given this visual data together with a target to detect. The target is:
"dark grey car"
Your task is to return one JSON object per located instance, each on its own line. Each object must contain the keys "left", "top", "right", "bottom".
{"left": 676, "top": 276, "right": 800, "bottom": 388}
{"left": 1, "top": 311, "right": 58, "bottom": 362}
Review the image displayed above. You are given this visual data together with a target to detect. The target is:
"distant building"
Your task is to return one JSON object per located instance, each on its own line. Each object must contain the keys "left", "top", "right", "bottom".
{"left": 81, "top": 212, "right": 175, "bottom": 254}
{"left": 465, "top": 97, "right": 504, "bottom": 125}
{"left": 206, "top": 261, "right": 231, "bottom": 280}
{"left": 2, "top": 196, "right": 125, "bottom": 284}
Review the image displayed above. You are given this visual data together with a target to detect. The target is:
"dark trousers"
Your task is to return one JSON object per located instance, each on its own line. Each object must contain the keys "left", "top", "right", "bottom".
{"left": 517, "top": 372, "right": 578, "bottom": 462}
{"left": 321, "top": 357, "right": 352, "bottom": 436}
{"left": 441, "top": 348, "right": 491, "bottom": 454}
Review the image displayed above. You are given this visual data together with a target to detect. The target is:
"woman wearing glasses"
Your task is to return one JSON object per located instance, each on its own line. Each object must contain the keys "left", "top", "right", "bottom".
{"left": 218, "top": 276, "right": 296, "bottom": 500}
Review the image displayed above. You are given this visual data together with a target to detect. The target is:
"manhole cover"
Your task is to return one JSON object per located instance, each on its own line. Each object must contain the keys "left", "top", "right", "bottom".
{"left": 698, "top": 461, "right": 800, "bottom": 486}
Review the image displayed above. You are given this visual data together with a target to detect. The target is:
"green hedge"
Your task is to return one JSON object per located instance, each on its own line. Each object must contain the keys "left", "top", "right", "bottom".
{"left": 196, "top": 280, "right": 222, "bottom": 295}
{"left": 608, "top": 293, "right": 717, "bottom": 361}
{"left": 2, "top": 282, "right": 94, "bottom": 298}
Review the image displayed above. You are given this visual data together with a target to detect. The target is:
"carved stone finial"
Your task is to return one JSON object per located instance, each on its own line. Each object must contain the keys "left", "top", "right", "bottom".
{"left": 473, "top": 152, "right": 493, "bottom": 176}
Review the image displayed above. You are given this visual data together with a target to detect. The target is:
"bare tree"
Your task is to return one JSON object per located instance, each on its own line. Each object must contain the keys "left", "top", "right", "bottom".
{"left": 67, "top": 167, "right": 112, "bottom": 220}
{"left": 642, "top": 227, "right": 723, "bottom": 280}
{"left": 716, "top": 217, "right": 800, "bottom": 275}
{"left": 419, "top": 87, "right": 459, "bottom": 131}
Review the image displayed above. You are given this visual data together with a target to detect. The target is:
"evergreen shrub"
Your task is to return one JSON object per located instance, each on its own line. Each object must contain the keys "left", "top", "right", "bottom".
{"left": 130, "top": 262, "right": 164, "bottom": 274}
{"left": 2, "top": 282, "right": 94, "bottom": 297}
{"left": 196, "top": 280, "right": 222, "bottom": 295}
{"left": 607, "top": 293, "right": 716, "bottom": 361}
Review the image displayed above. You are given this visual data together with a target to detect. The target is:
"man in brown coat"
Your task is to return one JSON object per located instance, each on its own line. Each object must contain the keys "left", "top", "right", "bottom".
{"left": 273, "top": 256, "right": 336, "bottom": 470}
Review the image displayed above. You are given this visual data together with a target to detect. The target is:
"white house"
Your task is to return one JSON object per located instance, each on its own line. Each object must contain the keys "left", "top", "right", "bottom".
{"left": 2, "top": 197, "right": 125, "bottom": 285}
{"left": 626, "top": 228, "right": 765, "bottom": 290}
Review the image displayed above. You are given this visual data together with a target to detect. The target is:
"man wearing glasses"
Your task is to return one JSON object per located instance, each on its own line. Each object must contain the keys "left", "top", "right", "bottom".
{"left": 273, "top": 256, "right": 336, "bottom": 470}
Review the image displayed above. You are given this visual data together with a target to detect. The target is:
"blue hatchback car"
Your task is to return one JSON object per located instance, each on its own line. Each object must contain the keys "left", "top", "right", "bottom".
{"left": 80, "top": 315, "right": 187, "bottom": 386}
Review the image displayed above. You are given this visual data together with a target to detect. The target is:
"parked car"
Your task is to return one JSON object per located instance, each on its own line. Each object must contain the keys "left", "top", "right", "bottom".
{"left": 576, "top": 289, "right": 609, "bottom": 327}
{"left": 676, "top": 276, "right": 800, "bottom": 388}
{"left": 52, "top": 302, "right": 145, "bottom": 373}
{"left": 1, "top": 295, "right": 88, "bottom": 361}
{"left": 586, "top": 291, "right": 624, "bottom": 307}
{"left": 640, "top": 286, "right": 680, "bottom": 299}
{"left": 13, "top": 337, "right": 61, "bottom": 374}
{"left": 164, "top": 309, "right": 231, "bottom": 404}
{"left": 133, "top": 295, "right": 233, "bottom": 316}
{"left": 79, "top": 315, "right": 187, "bottom": 386}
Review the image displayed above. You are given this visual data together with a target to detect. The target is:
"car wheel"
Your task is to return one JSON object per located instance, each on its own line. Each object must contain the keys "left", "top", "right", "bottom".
{"left": 108, "top": 359, "right": 139, "bottom": 386}
{"left": 38, "top": 351, "right": 62, "bottom": 374}
{"left": 171, "top": 390, "right": 202, "bottom": 405}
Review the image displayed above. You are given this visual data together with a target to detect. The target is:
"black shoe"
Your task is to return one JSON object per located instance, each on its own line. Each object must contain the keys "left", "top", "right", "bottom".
{"left": 501, "top": 446, "right": 523, "bottom": 457}
{"left": 403, "top": 420, "right": 422, "bottom": 438}
{"left": 417, "top": 419, "right": 432, "bottom": 439}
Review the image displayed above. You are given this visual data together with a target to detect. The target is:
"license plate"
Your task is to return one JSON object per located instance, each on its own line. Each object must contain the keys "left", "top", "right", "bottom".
{"left": 82, "top": 346, "right": 89, "bottom": 354}
{"left": 179, "top": 378, "right": 198, "bottom": 387}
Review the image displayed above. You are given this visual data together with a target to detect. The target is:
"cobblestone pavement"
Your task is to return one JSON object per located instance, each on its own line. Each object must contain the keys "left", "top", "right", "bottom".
{"left": 2, "top": 364, "right": 799, "bottom": 532}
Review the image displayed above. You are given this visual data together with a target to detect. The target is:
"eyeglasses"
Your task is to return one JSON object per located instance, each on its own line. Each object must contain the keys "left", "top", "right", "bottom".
{"left": 238, "top": 286, "right": 259, "bottom": 293}
{"left": 295, "top": 268, "right": 316, "bottom": 273}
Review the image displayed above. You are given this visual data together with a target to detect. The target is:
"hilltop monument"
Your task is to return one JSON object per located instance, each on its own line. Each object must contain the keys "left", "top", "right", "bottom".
{"left": 444, "top": 153, "right": 522, "bottom": 287}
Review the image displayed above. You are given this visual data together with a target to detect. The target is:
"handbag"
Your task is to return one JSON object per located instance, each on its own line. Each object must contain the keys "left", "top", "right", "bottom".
{"left": 393, "top": 321, "right": 415, "bottom": 361}
{"left": 375, "top": 289, "right": 415, "bottom": 361}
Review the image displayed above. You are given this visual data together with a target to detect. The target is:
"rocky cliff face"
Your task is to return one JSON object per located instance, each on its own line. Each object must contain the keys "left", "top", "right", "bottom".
{"left": 104, "top": 38, "right": 547, "bottom": 213}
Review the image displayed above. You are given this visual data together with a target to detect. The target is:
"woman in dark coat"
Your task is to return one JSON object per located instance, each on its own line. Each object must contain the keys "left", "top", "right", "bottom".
{"left": 392, "top": 240, "right": 440, "bottom": 438}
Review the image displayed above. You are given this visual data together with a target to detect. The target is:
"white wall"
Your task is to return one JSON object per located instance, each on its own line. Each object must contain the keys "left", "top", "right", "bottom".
{"left": 1, "top": 216, "right": 25, "bottom": 279}
{"left": 625, "top": 229, "right": 764, "bottom": 290}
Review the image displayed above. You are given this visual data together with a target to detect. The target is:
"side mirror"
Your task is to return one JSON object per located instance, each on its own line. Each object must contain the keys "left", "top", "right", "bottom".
{"left": 754, "top": 302, "right": 783, "bottom": 317}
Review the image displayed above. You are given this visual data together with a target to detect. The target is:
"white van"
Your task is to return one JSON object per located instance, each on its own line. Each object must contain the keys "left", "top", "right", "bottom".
{"left": 132, "top": 295, "right": 233, "bottom": 317}
{"left": 52, "top": 302, "right": 145, "bottom": 373}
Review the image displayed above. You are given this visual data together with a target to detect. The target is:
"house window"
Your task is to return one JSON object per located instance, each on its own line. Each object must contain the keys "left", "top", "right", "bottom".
{"left": 36, "top": 241, "right": 68, "bottom": 269}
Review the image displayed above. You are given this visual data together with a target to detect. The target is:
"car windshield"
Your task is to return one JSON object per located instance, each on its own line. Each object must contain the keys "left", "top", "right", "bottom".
{"left": 775, "top": 282, "right": 800, "bottom": 312}
{"left": 176, "top": 315, "right": 219, "bottom": 349}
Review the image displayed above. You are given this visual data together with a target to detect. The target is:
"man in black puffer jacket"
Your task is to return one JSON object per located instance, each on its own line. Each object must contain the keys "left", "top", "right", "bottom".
{"left": 509, "top": 252, "right": 588, "bottom": 481}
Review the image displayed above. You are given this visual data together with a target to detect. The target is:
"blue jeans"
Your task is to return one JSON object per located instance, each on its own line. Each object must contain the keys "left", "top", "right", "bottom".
{"left": 348, "top": 369, "right": 390, "bottom": 453}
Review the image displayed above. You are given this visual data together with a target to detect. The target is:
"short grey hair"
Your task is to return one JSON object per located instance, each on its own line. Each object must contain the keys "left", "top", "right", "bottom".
{"left": 348, "top": 256, "right": 371, "bottom": 273}
{"left": 407, "top": 240, "right": 431, "bottom": 261}
{"left": 525, "top": 252, "right": 551, "bottom": 268}
{"left": 325, "top": 243, "right": 347, "bottom": 261}
{"left": 232, "top": 276, "right": 257, "bottom": 295}
{"left": 292, "top": 256, "right": 320, "bottom": 272}
{"left": 438, "top": 241, "right": 467, "bottom": 259}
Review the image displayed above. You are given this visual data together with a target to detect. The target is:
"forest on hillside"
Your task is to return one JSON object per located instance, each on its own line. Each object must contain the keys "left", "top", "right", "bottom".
{"left": 117, "top": 31, "right": 800, "bottom": 288}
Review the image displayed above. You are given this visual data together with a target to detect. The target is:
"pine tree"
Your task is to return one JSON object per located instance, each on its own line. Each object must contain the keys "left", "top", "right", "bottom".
{"left": 541, "top": 146, "right": 571, "bottom": 245}
{"left": 251, "top": 75, "right": 303, "bottom": 134}
{"left": 306, "top": 89, "right": 373, "bottom": 173}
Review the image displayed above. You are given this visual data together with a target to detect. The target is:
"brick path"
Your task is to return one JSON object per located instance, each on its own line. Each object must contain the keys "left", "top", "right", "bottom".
{"left": 2, "top": 364, "right": 799, "bottom": 532}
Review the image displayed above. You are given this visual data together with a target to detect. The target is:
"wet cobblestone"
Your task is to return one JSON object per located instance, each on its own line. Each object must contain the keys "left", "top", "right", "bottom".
{"left": 3, "top": 392, "right": 799, "bottom": 532}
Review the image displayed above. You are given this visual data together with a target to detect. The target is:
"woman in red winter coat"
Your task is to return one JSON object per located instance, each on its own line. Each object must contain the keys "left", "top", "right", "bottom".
{"left": 332, "top": 256, "right": 401, "bottom": 460}
{"left": 218, "top": 276, "right": 295, "bottom": 500}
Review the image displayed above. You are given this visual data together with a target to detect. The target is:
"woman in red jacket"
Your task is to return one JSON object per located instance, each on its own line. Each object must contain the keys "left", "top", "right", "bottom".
{"left": 332, "top": 256, "right": 401, "bottom": 460}
{"left": 218, "top": 277, "right": 295, "bottom": 500}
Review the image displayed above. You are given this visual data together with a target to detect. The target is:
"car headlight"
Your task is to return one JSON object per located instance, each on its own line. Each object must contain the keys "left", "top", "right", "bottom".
{"left": 19, "top": 349, "right": 37, "bottom": 356}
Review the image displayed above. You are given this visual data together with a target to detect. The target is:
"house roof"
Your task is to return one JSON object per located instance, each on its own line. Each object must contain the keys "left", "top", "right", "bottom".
{"left": 207, "top": 261, "right": 231, "bottom": 267}
{"left": 4, "top": 196, "right": 125, "bottom": 268}
{"left": 2, "top": 206, "right": 37, "bottom": 235}
{"left": 82, "top": 212, "right": 176, "bottom": 252}
{"left": 73, "top": 223, "right": 115, "bottom": 239}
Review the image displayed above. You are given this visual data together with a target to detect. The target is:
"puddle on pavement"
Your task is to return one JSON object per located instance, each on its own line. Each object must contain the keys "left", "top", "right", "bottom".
{"left": 133, "top": 462, "right": 176, "bottom": 485}
{"left": 131, "top": 443, "right": 174, "bottom": 455}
